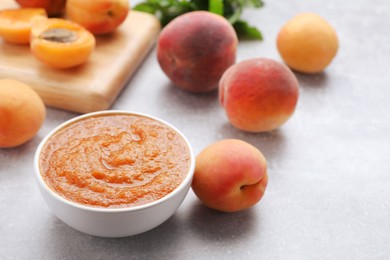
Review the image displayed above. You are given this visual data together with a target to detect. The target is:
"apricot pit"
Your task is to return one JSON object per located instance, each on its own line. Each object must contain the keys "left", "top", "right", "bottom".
{"left": 40, "top": 28, "right": 78, "bottom": 43}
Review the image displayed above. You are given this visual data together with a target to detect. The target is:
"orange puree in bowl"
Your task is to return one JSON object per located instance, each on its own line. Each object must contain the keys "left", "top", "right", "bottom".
{"left": 39, "top": 114, "right": 191, "bottom": 208}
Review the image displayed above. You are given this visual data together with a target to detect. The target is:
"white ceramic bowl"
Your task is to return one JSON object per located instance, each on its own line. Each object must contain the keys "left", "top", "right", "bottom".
{"left": 34, "top": 110, "right": 195, "bottom": 237}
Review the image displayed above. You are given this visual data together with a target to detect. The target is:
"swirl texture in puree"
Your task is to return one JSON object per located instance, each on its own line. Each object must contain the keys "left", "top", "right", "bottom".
{"left": 39, "top": 114, "right": 191, "bottom": 208}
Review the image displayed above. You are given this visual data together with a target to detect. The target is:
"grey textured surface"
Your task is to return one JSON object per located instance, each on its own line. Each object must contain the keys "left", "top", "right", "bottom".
{"left": 1, "top": 0, "right": 390, "bottom": 259}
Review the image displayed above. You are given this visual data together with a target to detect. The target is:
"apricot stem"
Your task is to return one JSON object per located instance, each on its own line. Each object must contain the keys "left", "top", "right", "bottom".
{"left": 40, "top": 28, "right": 78, "bottom": 43}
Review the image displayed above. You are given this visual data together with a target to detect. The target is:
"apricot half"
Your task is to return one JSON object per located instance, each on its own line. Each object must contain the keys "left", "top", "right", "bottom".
{"left": 0, "top": 79, "right": 46, "bottom": 148}
{"left": 0, "top": 8, "right": 47, "bottom": 44}
{"left": 30, "top": 18, "right": 96, "bottom": 69}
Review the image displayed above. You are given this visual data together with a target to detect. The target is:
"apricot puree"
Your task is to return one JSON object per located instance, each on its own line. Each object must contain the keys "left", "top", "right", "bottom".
{"left": 39, "top": 114, "right": 191, "bottom": 208}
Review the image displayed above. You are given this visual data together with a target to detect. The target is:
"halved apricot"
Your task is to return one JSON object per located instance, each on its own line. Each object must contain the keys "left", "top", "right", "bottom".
{"left": 30, "top": 18, "right": 96, "bottom": 69}
{"left": 0, "top": 8, "right": 47, "bottom": 44}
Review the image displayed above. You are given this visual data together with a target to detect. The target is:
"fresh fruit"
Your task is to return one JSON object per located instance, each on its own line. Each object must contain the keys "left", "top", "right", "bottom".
{"left": 0, "top": 79, "right": 46, "bottom": 148}
{"left": 192, "top": 139, "right": 268, "bottom": 212}
{"left": 30, "top": 18, "right": 95, "bottom": 69}
{"left": 15, "top": 0, "right": 67, "bottom": 17}
{"left": 157, "top": 11, "right": 238, "bottom": 93}
{"left": 277, "top": 13, "right": 339, "bottom": 74}
{"left": 134, "top": 0, "right": 263, "bottom": 39}
{"left": 219, "top": 58, "right": 299, "bottom": 132}
{"left": 66, "top": 0, "right": 130, "bottom": 35}
{"left": 0, "top": 8, "right": 47, "bottom": 44}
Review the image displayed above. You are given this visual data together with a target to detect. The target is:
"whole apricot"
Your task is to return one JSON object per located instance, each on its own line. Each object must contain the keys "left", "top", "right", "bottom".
{"left": 157, "top": 11, "right": 238, "bottom": 93}
{"left": 0, "top": 79, "right": 46, "bottom": 148}
{"left": 66, "top": 0, "right": 129, "bottom": 35}
{"left": 15, "top": 0, "right": 66, "bottom": 17}
{"left": 192, "top": 139, "right": 268, "bottom": 212}
{"left": 277, "top": 13, "right": 339, "bottom": 74}
{"left": 219, "top": 58, "right": 299, "bottom": 132}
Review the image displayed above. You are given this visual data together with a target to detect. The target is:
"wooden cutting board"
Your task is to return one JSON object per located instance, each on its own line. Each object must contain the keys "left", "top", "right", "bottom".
{"left": 0, "top": 1, "right": 161, "bottom": 113}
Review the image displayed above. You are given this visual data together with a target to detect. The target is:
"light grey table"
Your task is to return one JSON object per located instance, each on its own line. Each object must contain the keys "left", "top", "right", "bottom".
{"left": 1, "top": 0, "right": 390, "bottom": 259}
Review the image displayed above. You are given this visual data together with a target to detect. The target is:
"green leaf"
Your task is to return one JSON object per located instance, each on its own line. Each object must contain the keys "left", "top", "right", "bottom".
{"left": 209, "top": 0, "right": 224, "bottom": 15}
{"left": 243, "top": 0, "right": 264, "bottom": 8}
{"left": 133, "top": 0, "right": 264, "bottom": 40}
{"left": 133, "top": 3, "right": 157, "bottom": 14}
{"left": 233, "top": 20, "right": 263, "bottom": 40}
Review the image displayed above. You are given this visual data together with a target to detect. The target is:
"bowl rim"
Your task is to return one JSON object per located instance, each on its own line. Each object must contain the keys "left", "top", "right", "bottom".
{"left": 34, "top": 110, "right": 195, "bottom": 213}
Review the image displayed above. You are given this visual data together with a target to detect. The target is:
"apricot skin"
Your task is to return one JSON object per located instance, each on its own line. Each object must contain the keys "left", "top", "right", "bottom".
{"left": 157, "top": 11, "right": 238, "bottom": 93}
{"left": 0, "top": 79, "right": 46, "bottom": 148}
{"left": 277, "top": 13, "right": 339, "bottom": 74}
{"left": 66, "top": 0, "right": 129, "bottom": 35}
{"left": 219, "top": 58, "right": 299, "bottom": 132}
{"left": 15, "top": 0, "right": 66, "bottom": 17}
{"left": 192, "top": 139, "right": 268, "bottom": 212}
{"left": 0, "top": 8, "right": 47, "bottom": 45}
